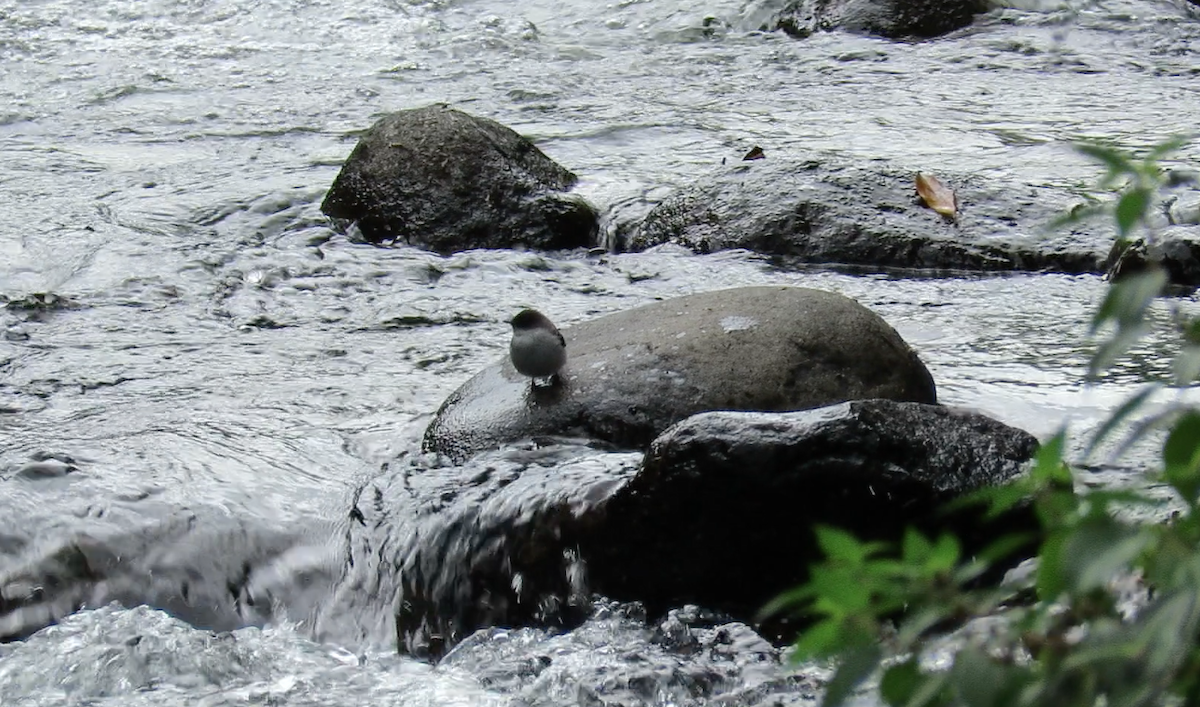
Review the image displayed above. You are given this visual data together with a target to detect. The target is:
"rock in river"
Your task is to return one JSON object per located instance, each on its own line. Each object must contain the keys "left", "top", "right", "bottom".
{"left": 1107, "top": 225, "right": 1200, "bottom": 286}
{"left": 321, "top": 104, "right": 599, "bottom": 253}
{"left": 767, "top": 0, "right": 992, "bottom": 39}
{"left": 331, "top": 399, "right": 1038, "bottom": 657}
{"left": 423, "top": 286, "right": 938, "bottom": 461}
{"left": 625, "top": 156, "right": 1111, "bottom": 276}
{"left": 0, "top": 509, "right": 332, "bottom": 643}
{"left": 593, "top": 400, "right": 1039, "bottom": 636}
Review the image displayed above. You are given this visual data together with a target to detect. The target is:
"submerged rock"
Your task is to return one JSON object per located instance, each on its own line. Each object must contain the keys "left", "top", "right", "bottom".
{"left": 0, "top": 511, "right": 330, "bottom": 643}
{"left": 319, "top": 447, "right": 644, "bottom": 656}
{"left": 321, "top": 104, "right": 598, "bottom": 253}
{"left": 768, "top": 0, "right": 991, "bottom": 39}
{"left": 423, "top": 286, "right": 937, "bottom": 461}
{"left": 626, "top": 156, "right": 1110, "bottom": 276}
{"left": 333, "top": 400, "right": 1037, "bottom": 657}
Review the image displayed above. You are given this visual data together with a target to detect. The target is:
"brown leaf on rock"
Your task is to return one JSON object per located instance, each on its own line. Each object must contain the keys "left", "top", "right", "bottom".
{"left": 915, "top": 172, "right": 957, "bottom": 218}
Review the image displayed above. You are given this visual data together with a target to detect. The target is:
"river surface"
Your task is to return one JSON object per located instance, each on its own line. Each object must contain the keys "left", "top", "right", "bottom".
{"left": 2, "top": 0, "right": 1200, "bottom": 704}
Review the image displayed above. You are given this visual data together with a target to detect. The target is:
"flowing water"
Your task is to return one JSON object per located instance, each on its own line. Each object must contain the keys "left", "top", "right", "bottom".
{"left": 2, "top": 0, "right": 1200, "bottom": 704}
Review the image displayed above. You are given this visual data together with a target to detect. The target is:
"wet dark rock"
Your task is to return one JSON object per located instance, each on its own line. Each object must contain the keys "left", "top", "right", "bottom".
{"left": 336, "top": 400, "right": 1036, "bottom": 657}
{"left": 1, "top": 292, "right": 75, "bottom": 312}
{"left": 321, "top": 103, "right": 599, "bottom": 253}
{"left": 318, "top": 447, "right": 645, "bottom": 656}
{"left": 625, "top": 157, "right": 1110, "bottom": 276}
{"left": 589, "top": 400, "right": 1039, "bottom": 639}
{"left": 3, "top": 452, "right": 79, "bottom": 481}
{"left": 0, "top": 511, "right": 322, "bottom": 642}
{"left": 1106, "top": 226, "right": 1200, "bottom": 286}
{"left": 423, "top": 286, "right": 937, "bottom": 461}
{"left": 1, "top": 292, "right": 78, "bottom": 324}
{"left": 767, "top": 0, "right": 991, "bottom": 40}
{"left": 12, "top": 458, "right": 76, "bottom": 480}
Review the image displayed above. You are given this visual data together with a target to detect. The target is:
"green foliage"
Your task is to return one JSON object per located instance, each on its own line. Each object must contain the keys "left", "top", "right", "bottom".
{"left": 766, "top": 136, "right": 1200, "bottom": 707}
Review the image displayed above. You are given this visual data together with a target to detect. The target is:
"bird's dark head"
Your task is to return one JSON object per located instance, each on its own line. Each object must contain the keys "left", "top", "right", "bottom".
{"left": 510, "top": 309, "right": 555, "bottom": 331}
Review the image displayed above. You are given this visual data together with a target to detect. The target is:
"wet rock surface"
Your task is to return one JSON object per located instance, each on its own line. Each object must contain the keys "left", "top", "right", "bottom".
{"left": 321, "top": 104, "right": 599, "bottom": 253}
{"left": 626, "top": 157, "right": 1111, "bottom": 276}
{"left": 423, "top": 286, "right": 937, "bottom": 461}
{"left": 0, "top": 511, "right": 330, "bottom": 643}
{"left": 1107, "top": 225, "right": 1200, "bottom": 286}
{"left": 338, "top": 400, "right": 1037, "bottom": 657}
{"left": 322, "top": 446, "right": 643, "bottom": 657}
{"left": 585, "top": 400, "right": 1039, "bottom": 639}
{"left": 768, "top": 0, "right": 992, "bottom": 39}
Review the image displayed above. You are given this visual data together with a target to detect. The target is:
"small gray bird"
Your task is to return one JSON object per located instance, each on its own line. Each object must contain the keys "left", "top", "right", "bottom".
{"left": 509, "top": 309, "right": 566, "bottom": 386}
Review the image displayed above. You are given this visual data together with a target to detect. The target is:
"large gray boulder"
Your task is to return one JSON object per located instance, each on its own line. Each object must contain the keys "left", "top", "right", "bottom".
{"left": 625, "top": 156, "right": 1111, "bottom": 276}
{"left": 423, "top": 286, "right": 937, "bottom": 461}
{"left": 767, "top": 0, "right": 992, "bottom": 39}
{"left": 321, "top": 104, "right": 598, "bottom": 253}
{"left": 331, "top": 400, "right": 1038, "bottom": 657}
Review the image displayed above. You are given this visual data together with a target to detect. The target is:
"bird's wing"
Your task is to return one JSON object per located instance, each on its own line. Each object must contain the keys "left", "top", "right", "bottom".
{"left": 555, "top": 329, "right": 566, "bottom": 348}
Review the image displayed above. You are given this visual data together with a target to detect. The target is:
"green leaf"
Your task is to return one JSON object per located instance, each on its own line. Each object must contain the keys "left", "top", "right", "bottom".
{"left": 1064, "top": 589, "right": 1200, "bottom": 685}
{"left": 807, "top": 566, "right": 872, "bottom": 613}
{"left": 929, "top": 534, "right": 961, "bottom": 573}
{"left": 1084, "top": 384, "right": 1159, "bottom": 460}
{"left": 1072, "top": 488, "right": 1162, "bottom": 513}
{"left": 758, "top": 584, "right": 816, "bottom": 621}
{"left": 950, "top": 647, "right": 1031, "bottom": 707}
{"left": 1174, "top": 346, "right": 1200, "bottom": 385}
{"left": 1030, "top": 430, "right": 1071, "bottom": 487}
{"left": 1115, "top": 188, "right": 1150, "bottom": 238}
{"left": 1111, "top": 406, "right": 1186, "bottom": 462}
{"left": 822, "top": 644, "right": 882, "bottom": 707}
{"left": 1091, "top": 268, "right": 1167, "bottom": 333}
{"left": 1037, "top": 530, "right": 1067, "bottom": 601}
{"left": 1163, "top": 411, "right": 1200, "bottom": 503}
{"left": 1047, "top": 200, "right": 1106, "bottom": 231}
{"left": 880, "top": 659, "right": 922, "bottom": 706}
{"left": 815, "top": 526, "right": 880, "bottom": 565}
{"left": 1150, "top": 551, "right": 1200, "bottom": 594}
{"left": 1075, "top": 142, "right": 1135, "bottom": 177}
{"left": 906, "top": 670, "right": 952, "bottom": 707}
{"left": 1035, "top": 489, "right": 1079, "bottom": 531}
{"left": 902, "top": 528, "right": 935, "bottom": 565}
{"left": 791, "top": 617, "right": 844, "bottom": 659}
{"left": 1060, "top": 517, "right": 1151, "bottom": 593}
{"left": 1132, "top": 589, "right": 1200, "bottom": 677}
{"left": 944, "top": 477, "right": 1023, "bottom": 517}
{"left": 895, "top": 606, "right": 957, "bottom": 649}
{"left": 1145, "top": 134, "right": 1193, "bottom": 161}
{"left": 1163, "top": 410, "right": 1200, "bottom": 468}
{"left": 1090, "top": 322, "right": 1153, "bottom": 379}
{"left": 974, "top": 532, "right": 1038, "bottom": 567}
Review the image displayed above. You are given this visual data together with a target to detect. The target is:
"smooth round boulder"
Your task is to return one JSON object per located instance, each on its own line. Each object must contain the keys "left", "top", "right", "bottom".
{"left": 423, "top": 286, "right": 937, "bottom": 461}
{"left": 321, "top": 104, "right": 598, "bottom": 253}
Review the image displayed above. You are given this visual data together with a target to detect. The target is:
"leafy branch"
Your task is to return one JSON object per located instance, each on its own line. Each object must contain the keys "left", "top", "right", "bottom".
{"left": 766, "top": 136, "right": 1200, "bottom": 707}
